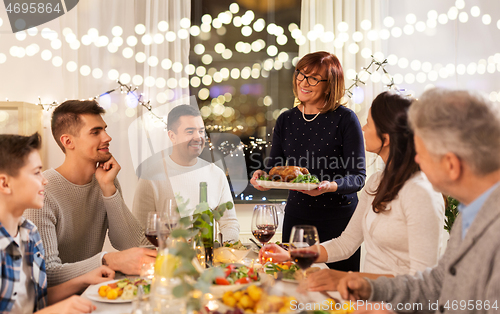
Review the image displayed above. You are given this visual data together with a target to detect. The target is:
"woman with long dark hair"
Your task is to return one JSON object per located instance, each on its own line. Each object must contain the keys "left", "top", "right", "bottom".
{"left": 251, "top": 51, "right": 366, "bottom": 271}
{"left": 261, "top": 91, "right": 445, "bottom": 289}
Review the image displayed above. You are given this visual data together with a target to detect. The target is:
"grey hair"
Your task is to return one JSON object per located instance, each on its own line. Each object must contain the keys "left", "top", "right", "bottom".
{"left": 408, "top": 88, "right": 500, "bottom": 175}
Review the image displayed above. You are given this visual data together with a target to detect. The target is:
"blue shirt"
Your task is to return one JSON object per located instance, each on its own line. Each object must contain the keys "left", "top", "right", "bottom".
{"left": 0, "top": 218, "right": 47, "bottom": 313}
{"left": 458, "top": 182, "right": 500, "bottom": 239}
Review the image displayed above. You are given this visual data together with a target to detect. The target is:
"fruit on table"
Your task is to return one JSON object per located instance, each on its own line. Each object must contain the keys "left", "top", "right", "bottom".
{"left": 98, "top": 285, "right": 109, "bottom": 297}
{"left": 221, "top": 285, "right": 296, "bottom": 313}
{"left": 246, "top": 285, "right": 262, "bottom": 302}
{"left": 106, "top": 288, "right": 118, "bottom": 300}
{"left": 218, "top": 286, "right": 354, "bottom": 314}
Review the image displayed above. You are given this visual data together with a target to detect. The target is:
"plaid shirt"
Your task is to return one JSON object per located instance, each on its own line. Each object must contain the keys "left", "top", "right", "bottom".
{"left": 0, "top": 217, "right": 47, "bottom": 313}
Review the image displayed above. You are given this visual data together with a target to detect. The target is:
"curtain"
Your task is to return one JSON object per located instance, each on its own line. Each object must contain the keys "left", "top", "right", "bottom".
{"left": 0, "top": 0, "right": 191, "bottom": 205}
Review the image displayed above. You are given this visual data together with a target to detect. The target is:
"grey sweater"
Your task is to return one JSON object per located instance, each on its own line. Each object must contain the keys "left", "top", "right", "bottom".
{"left": 368, "top": 184, "right": 500, "bottom": 313}
{"left": 24, "top": 169, "right": 148, "bottom": 286}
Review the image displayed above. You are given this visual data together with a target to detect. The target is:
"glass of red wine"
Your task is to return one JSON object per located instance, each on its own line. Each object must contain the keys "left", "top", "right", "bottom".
{"left": 145, "top": 212, "right": 159, "bottom": 247}
{"left": 251, "top": 205, "right": 278, "bottom": 248}
{"left": 289, "top": 225, "right": 320, "bottom": 273}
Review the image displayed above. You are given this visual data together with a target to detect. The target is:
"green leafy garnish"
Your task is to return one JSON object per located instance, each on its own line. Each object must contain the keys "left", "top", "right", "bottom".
{"left": 265, "top": 263, "right": 300, "bottom": 280}
{"left": 292, "top": 174, "right": 320, "bottom": 183}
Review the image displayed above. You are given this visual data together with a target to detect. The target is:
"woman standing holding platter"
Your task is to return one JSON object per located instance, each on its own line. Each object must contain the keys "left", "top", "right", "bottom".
{"left": 250, "top": 51, "right": 366, "bottom": 271}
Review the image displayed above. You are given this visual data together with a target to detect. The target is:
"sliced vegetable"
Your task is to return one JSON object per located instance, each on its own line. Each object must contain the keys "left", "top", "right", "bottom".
{"left": 235, "top": 277, "right": 251, "bottom": 284}
{"left": 213, "top": 264, "right": 260, "bottom": 285}
{"left": 215, "top": 277, "right": 231, "bottom": 285}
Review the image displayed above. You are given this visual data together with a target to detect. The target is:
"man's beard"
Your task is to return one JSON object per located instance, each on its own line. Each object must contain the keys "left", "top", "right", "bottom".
{"left": 94, "top": 151, "right": 112, "bottom": 163}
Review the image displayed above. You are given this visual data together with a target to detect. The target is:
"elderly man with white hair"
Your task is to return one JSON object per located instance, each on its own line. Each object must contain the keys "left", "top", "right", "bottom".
{"left": 336, "top": 88, "right": 500, "bottom": 314}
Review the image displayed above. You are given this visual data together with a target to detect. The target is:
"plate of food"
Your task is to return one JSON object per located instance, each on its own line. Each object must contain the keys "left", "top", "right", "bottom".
{"left": 257, "top": 166, "right": 320, "bottom": 190}
{"left": 264, "top": 262, "right": 321, "bottom": 283}
{"left": 209, "top": 264, "right": 262, "bottom": 298}
{"left": 85, "top": 278, "right": 150, "bottom": 303}
{"left": 264, "top": 262, "right": 300, "bottom": 283}
{"left": 214, "top": 240, "right": 251, "bottom": 265}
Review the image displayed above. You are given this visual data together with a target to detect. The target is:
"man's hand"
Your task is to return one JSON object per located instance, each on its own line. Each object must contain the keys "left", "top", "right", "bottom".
{"left": 103, "top": 248, "right": 157, "bottom": 275}
{"left": 258, "top": 243, "right": 290, "bottom": 263}
{"left": 95, "top": 156, "right": 121, "bottom": 197}
{"left": 299, "top": 181, "right": 337, "bottom": 196}
{"left": 337, "top": 272, "right": 372, "bottom": 301}
{"left": 307, "top": 268, "right": 346, "bottom": 291}
{"left": 250, "top": 170, "right": 271, "bottom": 191}
{"left": 81, "top": 265, "right": 115, "bottom": 286}
{"left": 37, "top": 295, "right": 96, "bottom": 314}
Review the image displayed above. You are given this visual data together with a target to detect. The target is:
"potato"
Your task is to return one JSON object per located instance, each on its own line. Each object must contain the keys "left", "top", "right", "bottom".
{"left": 233, "top": 291, "right": 243, "bottom": 301}
{"left": 239, "top": 295, "right": 254, "bottom": 309}
{"left": 98, "top": 285, "right": 109, "bottom": 297}
{"left": 247, "top": 286, "right": 262, "bottom": 302}
{"left": 106, "top": 289, "right": 118, "bottom": 300}
{"left": 223, "top": 295, "right": 237, "bottom": 307}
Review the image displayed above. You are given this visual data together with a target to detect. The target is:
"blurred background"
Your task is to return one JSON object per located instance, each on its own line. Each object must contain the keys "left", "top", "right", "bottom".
{"left": 1, "top": 0, "right": 499, "bottom": 209}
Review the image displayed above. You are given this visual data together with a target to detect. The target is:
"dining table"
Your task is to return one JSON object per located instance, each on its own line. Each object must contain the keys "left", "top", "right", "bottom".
{"left": 81, "top": 247, "right": 343, "bottom": 314}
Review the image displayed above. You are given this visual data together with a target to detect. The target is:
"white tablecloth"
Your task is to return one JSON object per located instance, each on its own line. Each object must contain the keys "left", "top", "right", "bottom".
{"left": 81, "top": 252, "right": 341, "bottom": 314}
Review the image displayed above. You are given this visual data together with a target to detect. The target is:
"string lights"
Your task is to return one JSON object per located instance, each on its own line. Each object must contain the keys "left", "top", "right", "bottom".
{"left": 37, "top": 80, "right": 166, "bottom": 127}
{"left": 4, "top": 0, "right": 500, "bottom": 95}
{"left": 206, "top": 55, "right": 400, "bottom": 156}
{"left": 2, "top": 0, "right": 500, "bottom": 109}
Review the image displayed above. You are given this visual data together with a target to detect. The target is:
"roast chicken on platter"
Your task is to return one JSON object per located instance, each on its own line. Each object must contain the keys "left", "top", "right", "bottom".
{"left": 268, "top": 166, "right": 309, "bottom": 182}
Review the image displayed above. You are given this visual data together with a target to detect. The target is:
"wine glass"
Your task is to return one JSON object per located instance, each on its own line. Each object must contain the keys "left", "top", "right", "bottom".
{"left": 251, "top": 205, "right": 278, "bottom": 247}
{"left": 289, "top": 225, "right": 320, "bottom": 273}
{"left": 145, "top": 212, "right": 159, "bottom": 247}
{"left": 156, "top": 199, "right": 181, "bottom": 249}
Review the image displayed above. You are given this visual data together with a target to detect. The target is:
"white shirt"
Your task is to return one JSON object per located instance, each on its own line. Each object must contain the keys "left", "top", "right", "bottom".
{"left": 11, "top": 231, "right": 35, "bottom": 314}
{"left": 322, "top": 171, "right": 445, "bottom": 276}
{"left": 133, "top": 155, "right": 240, "bottom": 242}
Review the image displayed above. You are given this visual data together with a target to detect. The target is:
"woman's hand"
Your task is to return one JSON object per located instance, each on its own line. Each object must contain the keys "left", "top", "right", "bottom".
{"left": 298, "top": 181, "right": 337, "bottom": 196}
{"left": 258, "top": 243, "right": 290, "bottom": 263}
{"left": 250, "top": 170, "right": 271, "bottom": 191}
{"left": 307, "top": 269, "right": 346, "bottom": 291}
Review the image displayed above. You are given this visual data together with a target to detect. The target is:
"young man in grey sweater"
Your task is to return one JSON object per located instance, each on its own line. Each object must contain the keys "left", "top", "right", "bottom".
{"left": 24, "top": 100, "right": 155, "bottom": 287}
{"left": 335, "top": 88, "right": 500, "bottom": 314}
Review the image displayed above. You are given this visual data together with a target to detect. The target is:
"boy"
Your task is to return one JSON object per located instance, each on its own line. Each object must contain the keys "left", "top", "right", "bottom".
{"left": 0, "top": 133, "right": 113, "bottom": 313}
{"left": 24, "top": 100, "right": 153, "bottom": 286}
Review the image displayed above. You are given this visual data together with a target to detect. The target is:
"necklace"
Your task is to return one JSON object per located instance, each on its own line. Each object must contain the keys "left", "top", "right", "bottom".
{"left": 300, "top": 104, "right": 324, "bottom": 122}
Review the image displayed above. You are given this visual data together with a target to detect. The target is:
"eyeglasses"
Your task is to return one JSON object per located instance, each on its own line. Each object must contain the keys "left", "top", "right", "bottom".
{"left": 295, "top": 70, "right": 327, "bottom": 86}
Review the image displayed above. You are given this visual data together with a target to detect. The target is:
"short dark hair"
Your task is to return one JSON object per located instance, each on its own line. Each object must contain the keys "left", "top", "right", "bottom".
{"left": 167, "top": 105, "right": 201, "bottom": 132}
{"left": 51, "top": 100, "right": 105, "bottom": 152}
{"left": 0, "top": 133, "right": 41, "bottom": 177}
